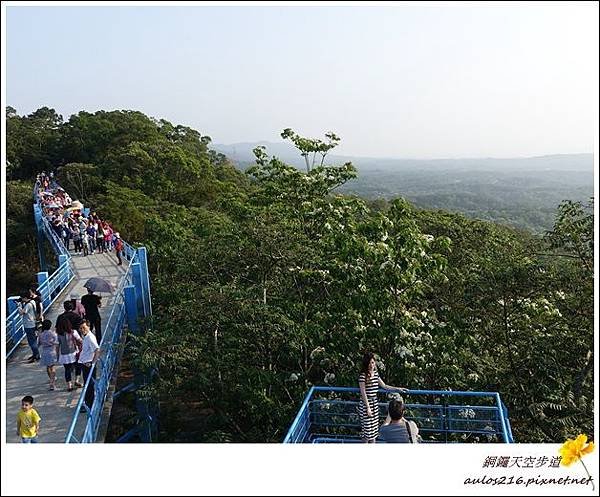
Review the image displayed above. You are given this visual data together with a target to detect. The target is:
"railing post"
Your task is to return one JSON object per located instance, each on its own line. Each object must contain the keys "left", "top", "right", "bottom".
{"left": 7, "top": 296, "right": 20, "bottom": 314}
{"left": 36, "top": 272, "right": 50, "bottom": 310}
{"left": 443, "top": 401, "right": 449, "bottom": 443}
{"left": 57, "top": 254, "right": 69, "bottom": 293}
{"left": 124, "top": 284, "right": 152, "bottom": 442}
{"left": 34, "top": 203, "right": 47, "bottom": 272}
{"left": 124, "top": 285, "right": 138, "bottom": 334}
{"left": 131, "top": 262, "right": 146, "bottom": 318}
{"left": 137, "top": 247, "right": 152, "bottom": 316}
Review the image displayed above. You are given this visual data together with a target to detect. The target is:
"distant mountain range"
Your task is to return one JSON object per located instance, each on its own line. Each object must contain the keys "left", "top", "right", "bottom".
{"left": 212, "top": 141, "right": 594, "bottom": 233}
{"left": 212, "top": 141, "right": 593, "bottom": 172}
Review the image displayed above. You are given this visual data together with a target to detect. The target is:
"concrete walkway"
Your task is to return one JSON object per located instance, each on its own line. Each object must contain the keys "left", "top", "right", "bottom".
{"left": 6, "top": 250, "right": 127, "bottom": 443}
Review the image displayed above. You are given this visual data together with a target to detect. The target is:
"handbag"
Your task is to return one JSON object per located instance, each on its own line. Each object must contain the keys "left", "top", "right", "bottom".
{"left": 68, "top": 332, "right": 83, "bottom": 361}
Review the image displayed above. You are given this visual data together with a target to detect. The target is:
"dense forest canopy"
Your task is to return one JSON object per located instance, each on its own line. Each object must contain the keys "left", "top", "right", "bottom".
{"left": 5, "top": 106, "right": 594, "bottom": 443}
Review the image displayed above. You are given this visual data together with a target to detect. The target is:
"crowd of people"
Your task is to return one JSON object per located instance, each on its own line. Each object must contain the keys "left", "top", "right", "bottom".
{"left": 16, "top": 288, "right": 102, "bottom": 442}
{"left": 14, "top": 172, "right": 119, "bottom": 442}
{"left": 36, "top": 171, "right": 125, "bottom": 265}
{"left": 16, "top": 317, "right": 99, "bottom": 443}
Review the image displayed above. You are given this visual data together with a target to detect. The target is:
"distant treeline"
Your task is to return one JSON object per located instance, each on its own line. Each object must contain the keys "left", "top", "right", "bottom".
{"left": 229, "top": 152, "right": 593, "bottom": 234}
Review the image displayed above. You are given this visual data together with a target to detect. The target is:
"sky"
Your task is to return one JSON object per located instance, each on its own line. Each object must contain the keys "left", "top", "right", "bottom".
{"left": 5, "top": 3, "right": 599, "bottom": 158}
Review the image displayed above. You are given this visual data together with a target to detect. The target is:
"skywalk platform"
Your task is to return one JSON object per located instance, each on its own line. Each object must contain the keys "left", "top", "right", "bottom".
{"left": 284, "top": 386, "right": 514, "bottom": 443}
{"left": 6, "top": 251, "right": 127, "bottom": 443}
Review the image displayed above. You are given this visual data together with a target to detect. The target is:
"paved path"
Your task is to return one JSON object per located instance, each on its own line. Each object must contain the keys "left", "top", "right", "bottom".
{"left": 6, "top": 250, "right": 127, "bottom": 443}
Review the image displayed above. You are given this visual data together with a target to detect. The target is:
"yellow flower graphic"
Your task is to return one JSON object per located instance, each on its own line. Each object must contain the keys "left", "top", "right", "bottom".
{"left": 560, "top": 434, "right": 595, "bottom": 466}
{"left": 559, "top": 434, "right": 595, "bottom": 491}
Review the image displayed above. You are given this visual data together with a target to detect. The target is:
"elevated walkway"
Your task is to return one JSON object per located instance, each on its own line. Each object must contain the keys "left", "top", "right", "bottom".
{"left": 6, "top": 252, "right": 126, "bottom": 443}
{"left": 5, "top": 178, "right": 153, "bottom": 443}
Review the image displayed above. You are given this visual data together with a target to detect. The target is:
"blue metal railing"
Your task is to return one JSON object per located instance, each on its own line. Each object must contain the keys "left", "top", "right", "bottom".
{"left": 64, "top": 233, "right": 151, "bottom": 443}
{"left": 283, "top": 386, "right": 514, "bottom": 444}
{"left": 64, "top": 248, "right": 140, "bottom": 443}
{"left": 6, "top": 178, "right": 152, "bottom": 443}
{"left": 6, "top": 199, "right": 74, "bottom": 358}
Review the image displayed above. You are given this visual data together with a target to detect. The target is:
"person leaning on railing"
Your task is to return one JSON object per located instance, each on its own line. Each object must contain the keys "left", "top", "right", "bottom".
{"left": 379, "top": 399, "right": 420, "bottom": 443}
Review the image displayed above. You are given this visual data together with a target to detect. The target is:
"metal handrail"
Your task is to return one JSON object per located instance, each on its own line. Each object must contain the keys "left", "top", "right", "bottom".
{"left": 64, "top": 250, "right": 139, "bottom": 443}
{"left": 5, "top": 208, "right": 74, "bottom": 358}
{"left": 284, "top": 386, "right": 514, "bottom": 443}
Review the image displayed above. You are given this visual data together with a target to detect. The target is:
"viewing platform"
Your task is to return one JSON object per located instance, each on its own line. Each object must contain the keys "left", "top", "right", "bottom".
{"left": 284, "top": 386, "right": 514, "bottom": 443}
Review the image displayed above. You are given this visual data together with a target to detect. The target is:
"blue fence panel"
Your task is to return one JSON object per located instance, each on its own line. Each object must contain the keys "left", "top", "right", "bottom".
{"left": 65, "top": 248, "right": 149, "bottom": 443}
{"left": 283, "top": 387, "right": 514, "bottom": 444}
{"left": 64, "top": 272, "right": 133, "bottom": 443}
{"left": 5, "top": 202, "right": 74, "bottom": 358}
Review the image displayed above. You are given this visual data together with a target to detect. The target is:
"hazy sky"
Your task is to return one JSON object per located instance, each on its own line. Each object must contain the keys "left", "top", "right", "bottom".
{"left": 5, "top": 4, "right": 598, "bottom": 158}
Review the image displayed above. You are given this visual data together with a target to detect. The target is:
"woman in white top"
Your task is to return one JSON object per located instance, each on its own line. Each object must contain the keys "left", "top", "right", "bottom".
{"left": 56, "top": 318, "right": 83, "bottom": 391}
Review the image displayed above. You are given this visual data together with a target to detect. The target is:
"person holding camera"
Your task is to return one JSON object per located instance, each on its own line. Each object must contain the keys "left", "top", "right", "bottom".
{"left": 18, "top": 293, "right": 41, "bottom": 363}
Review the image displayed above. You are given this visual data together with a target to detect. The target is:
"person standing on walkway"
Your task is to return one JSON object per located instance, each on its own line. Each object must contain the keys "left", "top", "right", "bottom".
{"left": 358, "top": 351, "right": 407, "bottom": 443}
{"left": 81, "top": 289, "right": 102, "bottom": 343}
{"left": 70, "top": 293, "right": 86, "bottom": 319}
{"left": 18, "top": 293, "right": 40, "bottom": 363}
{"left": 87, "top": 221, "right": 97, "bottom": 254}
{"left": 104, "top": 222, "right": 113, "bottom": 251}
{"left": 16, "top": 396, "right": 41, "bottom": 443}
{"left": 78, "top": 320, "right": 100, "bottom": 413}
{"left": 29, "top": 287, "right": 43, "bottom": 322}
{"left": 81, "top": 228, "right": 89, "bottom": 256}
{"left": 114, "top": 233, "right": 124, "bottom": 266}
{"left": 96, "top": 221, "right": 105, "bottom": 254}
{"left": 38, "top": 319, "right": 59, "bottom": 391}
{"left": 71, "top": 225, "right": 82, "bottom": 253}
{"left": 61, "top": 222, "right": 71, "bottom": 250}
{"left": 56, "top": 319, "right": 83, "bottom": 391}
{"left": 55, "top": 300, "right": 84, "bottom": 332}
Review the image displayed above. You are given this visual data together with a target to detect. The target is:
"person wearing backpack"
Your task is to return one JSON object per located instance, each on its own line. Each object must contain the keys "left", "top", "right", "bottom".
{"left": 379, "top": 399, "right": 420, "bottom": 443}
